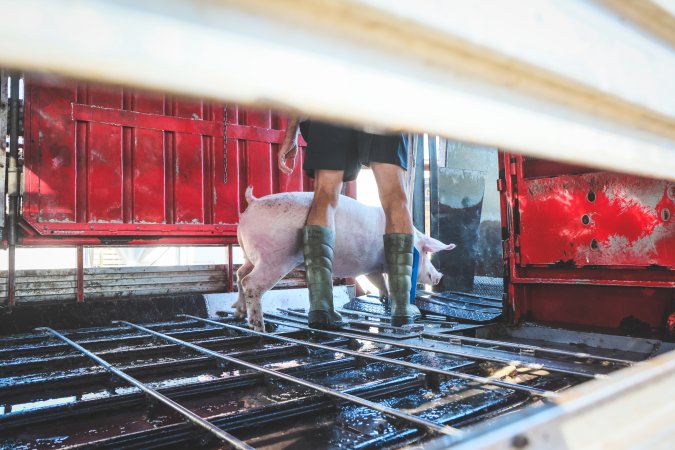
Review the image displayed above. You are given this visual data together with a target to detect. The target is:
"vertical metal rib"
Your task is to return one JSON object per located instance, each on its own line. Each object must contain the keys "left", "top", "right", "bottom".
{"left": 265, "top": 312, "right": 606, "bottom": 380}
{"left": 113, "top": 320, "right": 461, "bottom": 437}
{"left": 36, "top": 327, "right": 253, "bottom": 450}
{"left": 179, "top": 315, "right": 557, "bottom": 397}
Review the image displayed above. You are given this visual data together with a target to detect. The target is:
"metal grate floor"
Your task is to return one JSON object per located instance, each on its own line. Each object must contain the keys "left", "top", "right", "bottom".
{"left": 0, "top": 313, "right": 635, "bottom": 449}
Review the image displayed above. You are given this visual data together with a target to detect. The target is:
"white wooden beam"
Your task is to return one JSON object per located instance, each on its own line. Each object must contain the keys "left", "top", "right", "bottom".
{"left": 0, "top": 0, "right": 674, "bottom": 180}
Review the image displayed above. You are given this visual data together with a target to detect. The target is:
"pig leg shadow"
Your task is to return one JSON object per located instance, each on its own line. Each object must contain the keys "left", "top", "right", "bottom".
{"left": 240, "top": 261, "right": 298, "bottom": 332}
{"left": 232, "top": 260, "right": 254, "bottom": 319}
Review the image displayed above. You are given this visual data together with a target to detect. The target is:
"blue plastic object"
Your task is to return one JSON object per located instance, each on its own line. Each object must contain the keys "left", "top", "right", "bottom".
{"left": 410, "top": 247, "right": 419, "bottom": 304}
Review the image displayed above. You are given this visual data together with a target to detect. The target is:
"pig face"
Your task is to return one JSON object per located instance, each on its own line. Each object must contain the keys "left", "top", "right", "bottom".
{"left": 414, "top": 232, "right": 456, "bottom": 285}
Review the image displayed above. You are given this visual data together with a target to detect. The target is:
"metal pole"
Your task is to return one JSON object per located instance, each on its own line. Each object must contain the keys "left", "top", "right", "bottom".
{"left": 180, "top": 315, "right": 558, "bottom": 397}
{"left": 227, "top": 244, "right": 234, "bottom": 293}
{"left": 267, "top": 311, "right": 603, "bottom": 380}
{"left": 114, "top": 320, "right": 461, "bottom": 437}
{"left": 36, "top": 326, "right": 253, "bottom": 450}
{"left": 7, "top": 73, "right": 20, "bottom": 308}
{"left": 76, "top": 246, "right": 84, "bottom": 303}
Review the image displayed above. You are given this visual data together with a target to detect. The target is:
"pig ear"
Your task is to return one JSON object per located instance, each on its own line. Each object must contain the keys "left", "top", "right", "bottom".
{"left": 420, "top": 235, "right": 456, "bottom": 253}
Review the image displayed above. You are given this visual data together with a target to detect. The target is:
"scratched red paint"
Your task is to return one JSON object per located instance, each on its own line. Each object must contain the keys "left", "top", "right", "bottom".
{"left": 501, "top": 154, "right": 674, "bottom": 333}
{"left": 519, "top": 172, "right": 674, "bottom": 266}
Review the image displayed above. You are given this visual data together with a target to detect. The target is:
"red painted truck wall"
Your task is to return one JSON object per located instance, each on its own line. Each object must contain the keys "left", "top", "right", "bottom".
{"left": 500, "top": 154, "right": 674, "bottom": 334}
{"left": 21, "top": 76, "right": 318, "bottom": 245}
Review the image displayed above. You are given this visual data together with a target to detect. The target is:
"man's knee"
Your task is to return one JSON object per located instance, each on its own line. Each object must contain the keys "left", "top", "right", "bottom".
{"left": 313, "top": 170, "right": 343, "bottom": 208}
{"left": 380, "top": 191, "right": 408, "bottom": 215}
{"left": 313, "top": 188, "right": 340, "bottom": 209}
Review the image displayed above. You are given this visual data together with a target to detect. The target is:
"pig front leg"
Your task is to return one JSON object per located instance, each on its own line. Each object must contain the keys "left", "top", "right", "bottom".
{"left": 231, "top": 260, "right": 254, "bottom": 319}
{"left": 240, "top": 261, "right": 298, "bottom": 332}
{"left": 365, "top": 271, "right": 389, "bottom": 303}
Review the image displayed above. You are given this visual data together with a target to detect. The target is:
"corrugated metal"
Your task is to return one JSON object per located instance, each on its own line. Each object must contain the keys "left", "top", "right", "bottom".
{"left": 0, "top": 265, "right": 228, "bottom": 303}
{"left": 22, "top": 76, "right": 314, "bottom": 245}
{"left": 0, "top": 265, "right": 311, "bottom": 303}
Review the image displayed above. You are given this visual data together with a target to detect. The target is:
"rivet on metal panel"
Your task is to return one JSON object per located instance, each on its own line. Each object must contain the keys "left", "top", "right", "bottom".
{"left": 590, "top": 239, "right": 600, "bottom": 250}
{"left": 511, "top": 434, "right": 529, "bottom": 449}
{"left": 662, "top": 208, "right": 671, "bottom": 222}
{"left": 581, "top": 214, "right": 591, "bottom": 225}
{"left": 668, "top": 184, "right": 675, "bottom": 201}
{"left": 587, "top": 191, "right": 596, "bottom": 202}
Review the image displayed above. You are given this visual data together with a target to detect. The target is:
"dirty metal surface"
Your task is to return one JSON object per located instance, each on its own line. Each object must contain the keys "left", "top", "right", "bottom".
{"left": 500, "top": 154, "right": 675, "bottom": 333}
{"left": 0, "top": 312, "right": 634, "bottom": 449}
{"left": 518, "top": 172, "right": 674, "bottom": 267}
{"left": 344, "top": 289, "right": 502, "bottom": 324}
{"left": 415, "top": 292, "right": 502, "bottom": 323}
{"left": 21, "top": 76, "right": 319, "bottom": 245}
{"left": 431, "top": 167, "right": 486, "bottom": 292}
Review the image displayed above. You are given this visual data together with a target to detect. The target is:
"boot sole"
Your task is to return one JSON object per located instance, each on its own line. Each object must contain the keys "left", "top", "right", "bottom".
{"left": 308, "top": 310, "right": 344, "bottom": 330}
{"left": 391, "top": 315, "right": 414, "bottom": 327}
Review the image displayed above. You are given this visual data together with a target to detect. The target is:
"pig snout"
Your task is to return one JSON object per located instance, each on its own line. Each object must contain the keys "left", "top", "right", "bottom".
{"left": 417, "top": 264, "right": 443, "bottom": 285}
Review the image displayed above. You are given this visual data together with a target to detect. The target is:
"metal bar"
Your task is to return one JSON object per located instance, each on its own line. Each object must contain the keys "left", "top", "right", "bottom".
{"left": 114, "top": 320, "right": 461, "bottom": 437}
{"left": 228, "top": 244, "right": 234, "bottom": 293}
{"left": 6, "top": 72, "right": 20, "bottom": 308}
{"left": 181, "top": 315, "right": 558, "bottom": 397}
{"left": 417, "top": 290, "right": 503, "bottom": 308}
{"left": 35, "top": 326, "right": 253, "bottom": 450}
{"left": 422, "top": 331, "right": 634, "bottom": 366}
{"left": 429, "top": 342, "right": 675, "bottom": 450}
{"left": 264, "top": 313, "right": 604, "bottom": 380}
{"left": 76, "top": 246, "right": 84, "bottom": 303}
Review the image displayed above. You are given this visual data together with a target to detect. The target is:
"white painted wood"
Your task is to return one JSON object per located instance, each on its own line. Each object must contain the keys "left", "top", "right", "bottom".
{"left": 0, "top": 0, "right": 673, "bottom": 179}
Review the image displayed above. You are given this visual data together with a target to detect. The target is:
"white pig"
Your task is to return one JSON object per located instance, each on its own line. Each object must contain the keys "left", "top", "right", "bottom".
{"left": 233, "top": 187, "right": 456, "bottom": 331}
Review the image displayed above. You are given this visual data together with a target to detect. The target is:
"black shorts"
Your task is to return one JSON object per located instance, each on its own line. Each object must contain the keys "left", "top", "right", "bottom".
{"left": 300, "top": 120, "right": 407, "bottom": 182}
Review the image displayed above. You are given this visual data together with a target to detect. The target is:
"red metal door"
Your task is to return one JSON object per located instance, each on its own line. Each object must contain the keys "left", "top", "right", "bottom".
{"left": 500, "top": 154, "right": 674, "bottom": 333}
{"left": 21, "top": 76, "right": 314, "bottom": 245}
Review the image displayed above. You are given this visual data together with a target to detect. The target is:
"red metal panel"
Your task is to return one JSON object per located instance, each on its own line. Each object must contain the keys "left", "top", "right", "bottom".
{"left": 519, "top": 173, "right": 673, "bottom": 266}
{"left": 22, "top": 77, "right": 314, "bottom": 244}
{"left": 500, "top": 153, "right": 675, "bottom": 333}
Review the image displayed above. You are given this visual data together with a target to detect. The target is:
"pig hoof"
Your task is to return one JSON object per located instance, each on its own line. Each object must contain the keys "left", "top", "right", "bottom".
{"left": 248, "top": 319, "right": 265, "bottom": 332}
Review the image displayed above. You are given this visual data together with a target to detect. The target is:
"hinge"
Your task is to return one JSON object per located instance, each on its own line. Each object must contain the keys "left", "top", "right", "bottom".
{"left": 497, "top": 179, "right": 506, "bottom": 192}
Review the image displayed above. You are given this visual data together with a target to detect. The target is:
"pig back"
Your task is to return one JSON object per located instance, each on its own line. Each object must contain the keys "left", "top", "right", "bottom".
{"left": 239, "top": 191, "right": 385, "bottom": 277}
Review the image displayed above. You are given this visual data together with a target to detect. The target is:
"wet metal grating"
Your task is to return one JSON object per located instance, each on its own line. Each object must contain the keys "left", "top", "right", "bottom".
{"left": 0, "top": 314, "right": 632, "bottom": 449}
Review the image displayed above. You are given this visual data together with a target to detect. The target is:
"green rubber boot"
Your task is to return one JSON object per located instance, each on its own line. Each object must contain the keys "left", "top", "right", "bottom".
{"left": 384, "top": 233, "right": 420, "bottom": 327}
{"left": 303, "top": 225, "right": 344, "bottom": 329}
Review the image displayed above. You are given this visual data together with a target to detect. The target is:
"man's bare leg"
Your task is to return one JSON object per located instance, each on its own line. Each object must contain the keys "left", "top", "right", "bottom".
{"left": 371, "top": 162, "right": 417, "bottom": 326}
{"left": 306, "top": 170, "right": 343, "bottom": 227}
{"left": 304, "top": 170, "right": 344, "bottom": 328}
{"left": 370, "top": 162, "right": 413, "bottom": 234}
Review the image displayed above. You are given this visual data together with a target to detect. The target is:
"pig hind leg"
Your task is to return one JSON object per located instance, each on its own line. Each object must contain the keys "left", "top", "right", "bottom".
{"left": 365, "top": 272, "right": 389, "bottom": 303}
{"left": 231, "top": 259, "right": 254, "bottom": 318}
{"left": 240, "top": 261, "right": 297, "bottom": 332}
